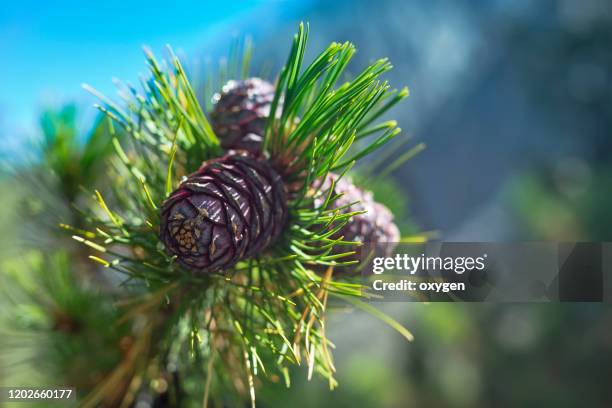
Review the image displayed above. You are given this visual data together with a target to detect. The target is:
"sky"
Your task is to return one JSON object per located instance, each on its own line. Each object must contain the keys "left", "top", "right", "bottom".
{"left": 0, "top": 0, "right": 310, "bottom": 139}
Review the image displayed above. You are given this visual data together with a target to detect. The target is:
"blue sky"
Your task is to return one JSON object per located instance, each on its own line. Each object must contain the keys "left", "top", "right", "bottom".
{"left": 0, "top": 0, "right": 310, "bottom": 138}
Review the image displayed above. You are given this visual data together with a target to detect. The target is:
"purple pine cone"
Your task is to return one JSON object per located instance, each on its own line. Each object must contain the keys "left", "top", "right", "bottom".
{"left": 316, "top": 173, "right": 400, "bottom": 272}
{"left": 210, "top": 78, "right": 275, "bottom": 153}
{"left": 160, "top": 151, "right": 287, "bottom": 273}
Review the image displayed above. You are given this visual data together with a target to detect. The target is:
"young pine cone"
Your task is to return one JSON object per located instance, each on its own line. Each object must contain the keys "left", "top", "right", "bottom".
{"left": 210, "top": 78, "right": 275, "bottom": 153}
{"left": 317, "top": 173, "right": 400, "bottom": 272}
{"left": 160, "top": 151, "right": 287, "bottom": 273}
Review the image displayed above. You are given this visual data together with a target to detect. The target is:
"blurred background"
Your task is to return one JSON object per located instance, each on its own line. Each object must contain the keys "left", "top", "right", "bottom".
{"left": 2, "top": 0, "right": 612, "bottom": 406}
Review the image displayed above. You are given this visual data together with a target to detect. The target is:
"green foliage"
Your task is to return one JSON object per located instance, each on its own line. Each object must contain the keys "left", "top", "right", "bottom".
{"left": 0, "top": 252, "right": 129, "bottom": 396}
{"left": 36, "top": 23, "right": 416, "bottom": 406}
{"left": 39, "top": 104, "right": 115, "bottom": 203}
{"left": 0, "top": 105, "right": 116, "bottom": 254}
{"left": 265, "top": 23, "right": 407, "bottom": 199}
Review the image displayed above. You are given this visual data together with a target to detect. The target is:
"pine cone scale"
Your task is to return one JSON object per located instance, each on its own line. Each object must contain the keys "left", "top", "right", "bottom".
{"left": 214, "top": 165, "right": 265, "bottom": 241}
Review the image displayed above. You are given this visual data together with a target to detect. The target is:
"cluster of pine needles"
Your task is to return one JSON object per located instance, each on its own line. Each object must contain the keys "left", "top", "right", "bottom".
{"left": 1, "top": 23, "right": 422, "bottom": 407}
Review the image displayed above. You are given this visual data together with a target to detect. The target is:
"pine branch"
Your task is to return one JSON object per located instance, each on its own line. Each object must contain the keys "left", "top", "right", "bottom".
{"left": 62, "top": 22, "right": 416, "bottom": 404}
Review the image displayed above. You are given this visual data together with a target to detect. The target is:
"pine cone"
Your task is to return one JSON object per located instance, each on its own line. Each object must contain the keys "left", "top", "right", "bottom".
{"left": 160, "top": 151, "right": 287, "bottom": 273}
{"left": 316, "top": 173, "right": 400, "bottom": 272}
{"left": 210, "top": 78, "right": 275, "bottom": 153}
